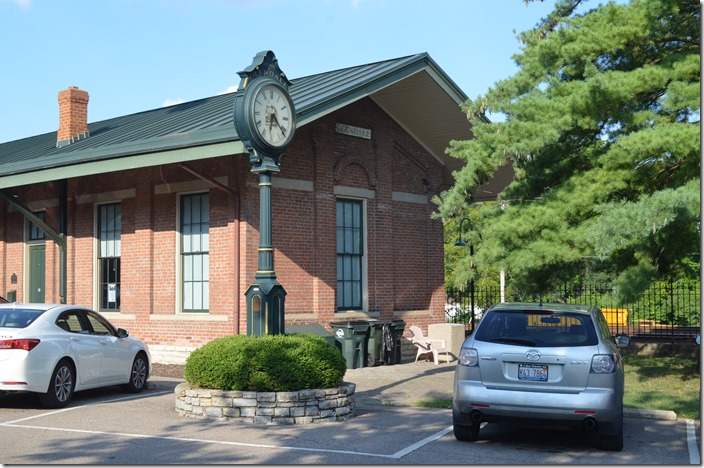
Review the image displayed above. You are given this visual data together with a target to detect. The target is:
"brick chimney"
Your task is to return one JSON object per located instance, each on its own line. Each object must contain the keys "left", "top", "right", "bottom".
{"left": 57, "top": 86, "right": 89, "bottom": 147}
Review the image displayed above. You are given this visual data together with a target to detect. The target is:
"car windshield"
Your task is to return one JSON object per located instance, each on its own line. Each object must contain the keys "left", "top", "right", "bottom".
{"left": 0, "top": 309, "right": 45, "bottom": 328}
{"left": 474, "top": 310, "right": 598, "bottom": 347}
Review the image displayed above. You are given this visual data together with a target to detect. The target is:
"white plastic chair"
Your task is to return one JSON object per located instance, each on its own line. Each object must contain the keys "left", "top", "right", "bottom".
{"left": 409, "top": 325, "right": 449, "bottom": 365}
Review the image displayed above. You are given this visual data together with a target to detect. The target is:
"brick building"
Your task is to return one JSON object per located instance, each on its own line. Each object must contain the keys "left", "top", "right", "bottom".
{"left": 0, "top": 53, "right": 481, "bottom": 363}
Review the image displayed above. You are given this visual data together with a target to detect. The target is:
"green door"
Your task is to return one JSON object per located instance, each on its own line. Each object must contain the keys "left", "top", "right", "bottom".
{"left": 29, "top": 245, "right": 45, "bottom": 303}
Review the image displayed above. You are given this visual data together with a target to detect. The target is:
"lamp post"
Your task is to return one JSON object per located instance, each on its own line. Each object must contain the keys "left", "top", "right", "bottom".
{"left": 454, "top": 217, "right": 476, "bottom": 333}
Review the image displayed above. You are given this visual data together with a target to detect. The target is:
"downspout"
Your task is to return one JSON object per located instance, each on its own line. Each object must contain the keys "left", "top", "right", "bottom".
{"left": 59, "top": 180, "right": 67, "bottom": 304}
{"left": 234, "top": 193, "right": 240, "bottom": 334}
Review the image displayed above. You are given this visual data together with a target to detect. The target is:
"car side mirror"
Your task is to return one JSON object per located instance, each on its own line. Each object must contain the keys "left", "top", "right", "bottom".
{"left": 614, "top": 334, "right": 630, "bottom": 348}
{"left": 116, "top": 328, "right": 129, "bottom": 338}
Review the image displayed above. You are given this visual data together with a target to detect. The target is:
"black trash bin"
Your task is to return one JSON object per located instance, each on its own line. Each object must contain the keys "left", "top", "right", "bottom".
{"left": 366, "top": 320, "right": 385, "bottom": 367}
{"left": 330, "top": 321, "right": 370, "bottom": 369}
{"left": 387, "top": 319, "right": 406, "bottom": 365}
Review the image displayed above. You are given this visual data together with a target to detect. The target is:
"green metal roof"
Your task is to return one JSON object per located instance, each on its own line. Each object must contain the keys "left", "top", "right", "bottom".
{"left": 0, "top": 53, "right": 473, "bottom": 189}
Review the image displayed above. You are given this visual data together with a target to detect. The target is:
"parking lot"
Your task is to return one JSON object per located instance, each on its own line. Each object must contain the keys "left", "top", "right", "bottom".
{"left": 0, "top": 377, "right": 699, "bottom": 465}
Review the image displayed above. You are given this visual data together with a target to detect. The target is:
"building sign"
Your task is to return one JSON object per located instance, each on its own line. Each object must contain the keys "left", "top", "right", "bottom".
{"left": 336, "top": 123, "right": 371, "bottom": 140}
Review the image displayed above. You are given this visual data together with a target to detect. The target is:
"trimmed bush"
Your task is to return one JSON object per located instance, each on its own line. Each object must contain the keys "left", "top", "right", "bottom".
{"left": 184, "top": 334, "right": 347, "bottom": 392}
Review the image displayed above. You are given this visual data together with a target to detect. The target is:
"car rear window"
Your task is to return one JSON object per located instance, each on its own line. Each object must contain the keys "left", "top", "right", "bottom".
{"left": 0, "top": 309, "right": 44, "bottom": 329}
{"left": 474, "top": 310, "right": 598, "bottom": 347}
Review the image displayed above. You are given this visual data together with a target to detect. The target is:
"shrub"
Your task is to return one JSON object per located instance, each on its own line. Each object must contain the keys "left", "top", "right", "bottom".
{"left": 184, "top": 334, "right": 347, "bottom": 392}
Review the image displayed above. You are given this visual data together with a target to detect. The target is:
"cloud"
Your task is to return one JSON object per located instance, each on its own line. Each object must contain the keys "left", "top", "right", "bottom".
{"left": 162, "top": 98, "right": 186, "bottom": 107}
{"left": 4, "top": 0, "right": 32, "bottom": 8}
{"left": 218, "top": 85, "right": 238, "bottom": 95}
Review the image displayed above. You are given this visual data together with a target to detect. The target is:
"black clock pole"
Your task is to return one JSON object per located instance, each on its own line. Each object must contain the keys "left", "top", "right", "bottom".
{"left": 233, "top": 51, "right": 295, "bottom": 336}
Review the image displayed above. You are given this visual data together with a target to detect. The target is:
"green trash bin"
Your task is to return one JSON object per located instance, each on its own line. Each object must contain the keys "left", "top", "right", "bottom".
{"left": 366, "top": 320, "right": 385, "bottom": 367}
{"left": 285, "top": 324, "right": 335, "bottom": 347}
{"left": 387, "top": 319, "right": 406, "bottom": 365}
{"left": 330, "top": 321, "right": 370, "bottom": 369}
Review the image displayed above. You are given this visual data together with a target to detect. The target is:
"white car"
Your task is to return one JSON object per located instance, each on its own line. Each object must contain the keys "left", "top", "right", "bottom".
{"left": 0, "top": 303, "right": 151, "bottom": 408}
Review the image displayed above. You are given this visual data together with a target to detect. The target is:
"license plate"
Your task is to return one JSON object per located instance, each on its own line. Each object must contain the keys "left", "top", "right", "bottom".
{"left": 518, "top": 364, "right": 548, "bottom": 381}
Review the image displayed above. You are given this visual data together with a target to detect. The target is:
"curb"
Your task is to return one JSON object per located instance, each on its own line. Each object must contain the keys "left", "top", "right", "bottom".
{"left": 625, "top": 408, "right": 677, "bottom": 421}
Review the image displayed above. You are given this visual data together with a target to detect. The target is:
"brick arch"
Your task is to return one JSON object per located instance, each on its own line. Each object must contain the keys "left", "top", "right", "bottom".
{"left": 332, "top": 154, "right": 378, "bottom": 188}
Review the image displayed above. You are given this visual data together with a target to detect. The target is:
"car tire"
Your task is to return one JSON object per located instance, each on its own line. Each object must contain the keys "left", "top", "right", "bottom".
{"left": 122, "top": 352, "right": 149, "bottom": 393}
{"left": 599, "top": 411, "right": 624, "bottom": 451}
{"left": 39, "top": 359, "right": 75, "bottom": 409}
{"left": 453, "top": 422, "right": 480, "bottom": 442}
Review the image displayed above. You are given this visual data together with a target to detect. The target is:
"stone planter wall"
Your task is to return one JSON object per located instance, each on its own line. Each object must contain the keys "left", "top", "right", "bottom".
{"left": 175, "top": 382, "right": 356, "bottom": 424}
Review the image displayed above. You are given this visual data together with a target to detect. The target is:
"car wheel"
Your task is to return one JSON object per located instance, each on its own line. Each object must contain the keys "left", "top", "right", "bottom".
{"left": 599, "top": 411, "right": 624, "bottom": 451}
{"left": 39, "top": 359, "right": 74, "bottom": 409}
{"left": 453, "top": 422, "right": 480, "bottom": 442}
{"left": 599, "top": 428, "right": 624, "bottom": 451}
{"left": 122, "top": 352, "right": 149, "bottom": 393}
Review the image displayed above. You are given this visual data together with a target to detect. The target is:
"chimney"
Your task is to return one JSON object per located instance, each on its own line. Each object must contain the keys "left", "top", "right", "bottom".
{"left": 57, "top": 86, "right": 89, "bottom": 147}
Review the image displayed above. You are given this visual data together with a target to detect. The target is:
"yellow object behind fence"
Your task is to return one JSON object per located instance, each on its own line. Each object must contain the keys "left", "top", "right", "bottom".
{"left": 601, "top": 308, "right": 628, "bottom": 326}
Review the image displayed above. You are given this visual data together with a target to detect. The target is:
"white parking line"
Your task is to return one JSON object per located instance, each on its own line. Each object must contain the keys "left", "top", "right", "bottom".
{"left": 390, "top": 426, "right": 453, "bottom": 458}
{"left": 686, "top": 419, "right": 700, "bottom": 465}
{"left": 0, "top": 391, "right": 447, "bottom": 461}
{"left": 1, "top": 423, "right": 402, "bottom": 459}
{"left": 0, "top": 391, "right": 172, "bottom": 426}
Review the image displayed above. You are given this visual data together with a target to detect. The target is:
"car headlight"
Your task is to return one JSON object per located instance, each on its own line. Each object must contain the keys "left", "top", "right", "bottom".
{"left": 459, "top": 347, "right": 478, "bottom": 367}
{"left": 591, "top": 354, "right": 616, "bottom": 373}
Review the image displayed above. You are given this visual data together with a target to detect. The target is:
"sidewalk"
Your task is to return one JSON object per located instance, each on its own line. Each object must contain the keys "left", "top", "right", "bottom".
{"left": 151, "top": 359, "right": 677, "bottom": 420}
{"left": 343, "top": 360, "right": 455, "bottom": 407}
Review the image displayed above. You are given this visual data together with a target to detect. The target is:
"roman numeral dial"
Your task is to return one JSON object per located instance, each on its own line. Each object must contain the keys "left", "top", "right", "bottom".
{"left": 251, "top": 83, "right": 294, "bottom": 149}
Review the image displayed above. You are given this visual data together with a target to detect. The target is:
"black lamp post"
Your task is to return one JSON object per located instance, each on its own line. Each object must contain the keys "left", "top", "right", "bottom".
{"left": 454, "top": 217, "right": 476, "bottom": 333}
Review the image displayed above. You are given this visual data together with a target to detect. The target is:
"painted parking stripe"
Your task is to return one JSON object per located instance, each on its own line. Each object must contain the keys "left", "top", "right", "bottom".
{"left": 391, "top": 426, "right": 453, "bottom": 459}
{"left": 1, "top": 391, "right": 173, "bottom": 426}
{"left": 0, "top": 390, "right": 450, "bottom": 460}
{"left": 686, "top": 419, "right": 700, "bottom": 465}
{"left": 1, "top": 423, "right": 403, "bottom": 459}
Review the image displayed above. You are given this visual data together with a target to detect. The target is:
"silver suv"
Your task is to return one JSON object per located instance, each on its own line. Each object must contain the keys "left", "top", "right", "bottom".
{"left": 453, "top": 302, "right": 630, "bottom": 451}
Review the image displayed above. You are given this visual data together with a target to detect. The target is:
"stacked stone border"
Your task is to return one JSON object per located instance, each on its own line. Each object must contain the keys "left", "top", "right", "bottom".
{"left": 175, "top": 382, "right": 356, "bottom": 424}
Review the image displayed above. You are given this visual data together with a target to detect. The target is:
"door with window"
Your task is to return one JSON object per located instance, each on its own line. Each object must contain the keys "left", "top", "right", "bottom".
{"left": 28, "top": 212, "right": 46, "bottom": 303}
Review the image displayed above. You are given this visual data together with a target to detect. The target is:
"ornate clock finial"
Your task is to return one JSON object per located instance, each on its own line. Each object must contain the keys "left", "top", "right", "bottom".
{"left": 237, "top": 50, "right": 292, "bottom": 91}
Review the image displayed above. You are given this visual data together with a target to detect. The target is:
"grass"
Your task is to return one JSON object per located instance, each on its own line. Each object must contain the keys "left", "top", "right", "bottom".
{"left": 414, "top": 355, "right": 701, "bottom": 420}
{"left": 623, "top": 354, "right": 700, "bottom": 420}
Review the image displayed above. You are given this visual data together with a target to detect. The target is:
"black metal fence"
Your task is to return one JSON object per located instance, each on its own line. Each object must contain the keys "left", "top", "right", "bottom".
{"left": 446, "top": 279, "right": 701, "bottom": 340}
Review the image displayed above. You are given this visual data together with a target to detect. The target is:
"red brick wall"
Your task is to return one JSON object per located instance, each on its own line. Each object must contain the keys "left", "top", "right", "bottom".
{"left": 0, "top": 97, "right": 446, "bottom": 358}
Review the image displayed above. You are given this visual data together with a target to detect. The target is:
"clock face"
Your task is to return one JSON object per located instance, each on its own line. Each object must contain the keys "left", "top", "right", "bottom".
{"left": 252, "top": 83, "right": 294, "bottom": 148}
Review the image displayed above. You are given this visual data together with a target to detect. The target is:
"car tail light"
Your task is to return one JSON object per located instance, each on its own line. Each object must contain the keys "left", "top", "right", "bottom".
{"left": 459, "top": 347, "right": 479, "bottom": 367}
{"left": 590, "top": 354, "right": 616, "bottom": 373}
{"left": 0, "top": 339, "right": 41, "bottom": 351}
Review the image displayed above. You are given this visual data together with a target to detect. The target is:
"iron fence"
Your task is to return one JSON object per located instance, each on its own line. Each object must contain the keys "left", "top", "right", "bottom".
{"left": 446, "top": 279, "right": 701, "bottom": 340}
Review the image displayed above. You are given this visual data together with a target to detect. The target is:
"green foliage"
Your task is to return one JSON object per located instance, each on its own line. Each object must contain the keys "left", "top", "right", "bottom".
{"left": 439, "top": 0, "right": 700, "bottom": 295}
{"left": 184, "top": 334, "right": 347, "bottom": 392}
{"left": 623, "top": 353, "right": 700, "bottom": 420}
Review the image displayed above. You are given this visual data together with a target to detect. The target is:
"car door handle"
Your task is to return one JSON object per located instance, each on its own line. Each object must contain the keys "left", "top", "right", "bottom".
{"left": 70, "top": 337, "right": 80, "bottom": 342}
{"left": 99, "top": 340, "right": 108, "bottom": 345}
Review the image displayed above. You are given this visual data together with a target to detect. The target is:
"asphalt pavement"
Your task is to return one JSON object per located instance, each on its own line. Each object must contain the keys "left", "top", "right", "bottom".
{"left": 0, "top": 359, "right": 698, "bottom": 464}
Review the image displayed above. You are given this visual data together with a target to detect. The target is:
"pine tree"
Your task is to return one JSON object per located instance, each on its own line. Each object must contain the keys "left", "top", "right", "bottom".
{"left": 439, "top": 0, "right": 700, "bottom": 299}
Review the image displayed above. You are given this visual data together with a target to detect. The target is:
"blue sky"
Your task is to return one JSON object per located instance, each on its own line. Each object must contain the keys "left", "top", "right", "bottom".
{"left": 0, "top": 0, "right": 561, "bottom": 143}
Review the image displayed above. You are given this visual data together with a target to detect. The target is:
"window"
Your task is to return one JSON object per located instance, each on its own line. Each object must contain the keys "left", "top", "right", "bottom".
{"left": 29, "top": 211, "right": 46, "bottom": 241}
{"left": 181, "top": 193, "right": 209, "bottom": 312}
{"left": 336, "top": 199, "right": 363, "bottom": 310}
{"left": 98, "top": 204, "right": 121, "bottom": 311}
